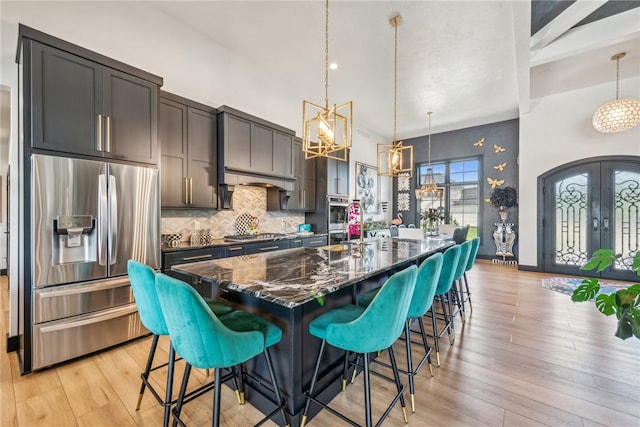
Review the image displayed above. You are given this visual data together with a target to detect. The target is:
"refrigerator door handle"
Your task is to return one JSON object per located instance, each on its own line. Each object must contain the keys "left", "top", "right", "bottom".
{"left": 98, "top": 174, "right": 108, "bottom": 266}
{"left": 109, "top": 174, "right": 118, "bottom": 265}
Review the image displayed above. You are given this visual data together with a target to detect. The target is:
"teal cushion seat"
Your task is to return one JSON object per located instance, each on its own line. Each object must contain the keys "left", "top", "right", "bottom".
{"left": 155, "top": 273, "right": 290, "bottom": 427}
{"left": 301, "top": 266, "right": 418, "bottom": 427}
{"left": 220, "top": 310, "right": 282, "bottom": 348}
{"left": 319, "top": 266, "right": 418, "bottom": 354}
{"left": 156, "top": 273, "right": 268, "bottom": 370}
{"left": 309, "top": 305, "right": 366, "bottom": 340}
{"left": 205, "top": 300, "right": 233, "bottom": 317}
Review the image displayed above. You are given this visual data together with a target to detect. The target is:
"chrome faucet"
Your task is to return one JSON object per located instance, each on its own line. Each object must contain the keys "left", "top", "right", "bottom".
{"left": 347, "top": 200, "right": 364, "bottom": 246}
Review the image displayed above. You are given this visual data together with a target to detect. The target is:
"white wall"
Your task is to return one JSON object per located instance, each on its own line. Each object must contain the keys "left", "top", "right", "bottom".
{"left": 519, "top": 76, "right": 640, "bottom": 267}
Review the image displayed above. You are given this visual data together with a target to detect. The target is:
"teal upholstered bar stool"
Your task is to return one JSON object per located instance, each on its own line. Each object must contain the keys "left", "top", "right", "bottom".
{"left": 300, "top": 265, "right": 418, "bottom": 427}
{"left": 461, "top": 237, "right": 481, "bottom": 311}
{"left": 426, "top": 244, "right": 461, "bottom": 366}
{"left": 449, "top": 240, "right": 473, "bottom": 325}
{"left": 357, "top": 253, "right": 443, "bottom": 413}
{"left": 127, "top": 260, "right": 232, "bottom": 427}
{"left": 155, "top": 273, "right": 290, "bottom": 427}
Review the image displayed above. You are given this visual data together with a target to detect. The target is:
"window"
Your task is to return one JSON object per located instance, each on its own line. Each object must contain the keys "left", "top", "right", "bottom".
{"left": 417, "top": 158, "right": 480, "bottom": 227}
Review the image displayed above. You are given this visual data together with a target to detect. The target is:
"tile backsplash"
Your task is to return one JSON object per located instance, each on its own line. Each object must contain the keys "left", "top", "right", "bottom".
{"left": 161, "top": 186, "right": 305, "bottom": 241}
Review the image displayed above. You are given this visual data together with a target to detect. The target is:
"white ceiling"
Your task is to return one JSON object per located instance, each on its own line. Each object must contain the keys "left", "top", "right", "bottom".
{"left": 147, "top": 1, "right": 640, "bottom": 140}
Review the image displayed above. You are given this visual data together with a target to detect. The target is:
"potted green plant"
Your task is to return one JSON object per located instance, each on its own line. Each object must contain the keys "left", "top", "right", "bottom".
{"left": 571, "top": 249, "right": 640, "bottom": 340}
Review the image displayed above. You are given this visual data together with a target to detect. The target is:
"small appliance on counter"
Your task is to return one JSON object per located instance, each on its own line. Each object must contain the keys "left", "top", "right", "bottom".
{"left": 298, "top": 224, "right": 312, "bottom": 233}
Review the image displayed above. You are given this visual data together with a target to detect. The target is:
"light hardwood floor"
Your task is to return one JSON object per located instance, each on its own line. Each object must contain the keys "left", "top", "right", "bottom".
{"left": 2, "top": 261, "right": 640, "bottom": 426}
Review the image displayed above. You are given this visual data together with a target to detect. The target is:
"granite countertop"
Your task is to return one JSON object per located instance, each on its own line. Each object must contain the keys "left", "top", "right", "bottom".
{"left": 162, "top": 232, "right": 329, "bottom": 252}
{"left": 171, "top": 237, "right": 453, "bottom": 308}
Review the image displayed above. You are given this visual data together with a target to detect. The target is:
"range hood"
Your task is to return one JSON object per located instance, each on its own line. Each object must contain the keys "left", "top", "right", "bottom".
{"left": 219, "top": 170, "right": 294, "bottom": 211}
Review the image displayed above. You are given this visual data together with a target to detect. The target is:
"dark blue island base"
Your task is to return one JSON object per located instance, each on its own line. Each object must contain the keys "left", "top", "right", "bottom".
{"left": 173, "top": 237, "right": 453, "bottom": 426}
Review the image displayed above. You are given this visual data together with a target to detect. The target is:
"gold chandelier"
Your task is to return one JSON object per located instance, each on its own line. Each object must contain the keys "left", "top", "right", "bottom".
{"left": 415, "top": 112, "right": 443, "bottom": 200}
{"left": 302, "top": 0, "right": 352, "bottom": 161}
{"left": 377, "top": 15, "right": 413, "bottom": 177}
{"left": 592, "top": 52, "right": 640, "bottom": 133}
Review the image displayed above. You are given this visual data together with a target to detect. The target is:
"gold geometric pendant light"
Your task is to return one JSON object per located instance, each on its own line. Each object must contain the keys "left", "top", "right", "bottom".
{"left": 302, "top": 0, "right": 352, "bottom": 161}
{"left": 378, "top": 15, "right": 413, "bottom": 177}
{"left": 415, "top": 112, "right": 443, "bottom": 200}
{"left": 592, "top": 52, "right": 640, "bottom": 133}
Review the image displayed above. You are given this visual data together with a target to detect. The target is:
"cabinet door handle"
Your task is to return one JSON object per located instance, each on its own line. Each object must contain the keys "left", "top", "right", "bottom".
{"left": 182, "top": 254, "right": 213, "bottom": 261}
{"left": 593, "top": 218, "right": 599, "bottom": 232}
{"left": 602, "top": 218, "right": 609, "bottom": 232}
{"left": 184, "top": 178, "right": 189, "bottom": 204}
{"left": 96, "top": 114, "right": 103, "bottom": 151}
{"left": 228, "top": 246, "right": 243, "bottom": 251}
{"left": 105, "top": 115, "right": 112, "bottom": 153}
{"left": 189, "top": 177, "right": 193, "bottom": 204}
{"left": 259, "top": 246, "right": 281, "bottom": 251}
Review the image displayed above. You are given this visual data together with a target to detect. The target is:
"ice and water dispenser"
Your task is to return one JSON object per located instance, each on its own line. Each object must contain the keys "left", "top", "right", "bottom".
{"left": 52, "top": 215, "right": 97, "bottom": 265}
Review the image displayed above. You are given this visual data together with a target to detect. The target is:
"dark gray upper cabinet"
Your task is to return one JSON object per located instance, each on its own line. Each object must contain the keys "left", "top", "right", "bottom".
{"left": 27, "top": 40, "right": 158, "bottom": 164}
{"left": 288, "top": 138, "right": 316, "bottom": 211}
{"left": 218, "top": 106, "right": 295, "bottom": 180}
{"left": 160, "top": 92, "right": 217, "bottom": 209}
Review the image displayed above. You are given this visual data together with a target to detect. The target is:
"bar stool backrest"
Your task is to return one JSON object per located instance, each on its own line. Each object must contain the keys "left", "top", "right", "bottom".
{"left": 326, "top": 265, "right": 418, "bottom": 354}
{"left": 155, "top": 273, "right": 263, "bottom": 369}
{"left": 407, "top": 253, "right": 443, "bottom": 318}
{"left": 452, "top": 226, "right": 469, "bottom": 244}
{"left": 453, "top": 240, "right": 473, "bottom": 282}
{"left": 465, "top": 237, "right": 481, "bottom": 272}
{"left": 127, "top": 260, "right": 167, "bottom": 336}
{"left": 435, "top": 245, "right": 461, "bottom": 295}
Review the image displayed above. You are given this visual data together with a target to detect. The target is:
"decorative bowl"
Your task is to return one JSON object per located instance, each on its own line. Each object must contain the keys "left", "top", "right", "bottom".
{"left": 162, "top": 233, "right": 183, "bottom": 248}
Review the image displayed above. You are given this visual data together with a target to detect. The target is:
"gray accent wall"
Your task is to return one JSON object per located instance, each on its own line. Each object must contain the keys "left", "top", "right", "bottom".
{"left": 396, "top": 118, "right": 519, "bottom": 259}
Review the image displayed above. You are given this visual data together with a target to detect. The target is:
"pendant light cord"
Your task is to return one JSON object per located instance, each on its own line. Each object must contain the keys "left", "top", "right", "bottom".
{"left": 324, "top": 0, "right": 329, "bottom": 109}
{"left": 427, "top": 112, "right": 432, "bottom": 183}
{"left": 615, "top": 55, "right": 620, "bottom": 100}
{"left": 393, "top": 18, "right": 398, "bottom": 145}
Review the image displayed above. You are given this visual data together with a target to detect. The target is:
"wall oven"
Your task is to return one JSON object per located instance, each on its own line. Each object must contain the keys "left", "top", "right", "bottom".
{"left": 328, "top": 196, "right": 349, "bottom": 244}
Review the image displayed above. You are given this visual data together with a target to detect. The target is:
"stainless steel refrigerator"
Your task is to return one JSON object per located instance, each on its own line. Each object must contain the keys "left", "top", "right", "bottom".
{"left": 26, "top": 153, "right": 159, "bottom": 371}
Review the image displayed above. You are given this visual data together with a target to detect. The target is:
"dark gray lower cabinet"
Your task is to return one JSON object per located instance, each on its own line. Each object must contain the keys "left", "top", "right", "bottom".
{"left": 225, "top": 245, "right": 245, "bottom": 257}
{"left": 302, "top": 236, "right": 327, "bottom": 247}
{"left": 243, "top": 240, "right": 290, "bottom": 254}
{"left": 162, "top": 247, "right": 226, "bottom": 296}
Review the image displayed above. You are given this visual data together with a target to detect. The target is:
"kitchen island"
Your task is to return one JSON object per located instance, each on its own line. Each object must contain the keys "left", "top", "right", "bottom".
{"left": 172, "top": 237, "right": 453, "bottom": 426}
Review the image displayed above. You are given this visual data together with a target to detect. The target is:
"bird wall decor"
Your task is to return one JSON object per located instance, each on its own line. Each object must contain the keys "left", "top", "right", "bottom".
{"left": 487, "top": 177, "right": 505, "bottom": 189}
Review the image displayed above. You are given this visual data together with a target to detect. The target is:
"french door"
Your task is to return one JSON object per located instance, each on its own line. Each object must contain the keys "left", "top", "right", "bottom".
{"left": 542, "top": 158, "right": 639, "bottom": 281}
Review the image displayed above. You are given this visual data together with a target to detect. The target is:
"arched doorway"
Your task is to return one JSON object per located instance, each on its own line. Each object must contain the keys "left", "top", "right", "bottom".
{"left": 538, "top": 156, "right": 639, "bottom": 281}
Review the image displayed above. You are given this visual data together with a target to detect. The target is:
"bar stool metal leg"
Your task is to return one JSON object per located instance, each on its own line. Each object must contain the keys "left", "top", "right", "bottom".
{"left": 137, "top": 334, "right": 159, "bottom": 410}
{"left": 300, "top": 339, "right": 326, "bottom": 427}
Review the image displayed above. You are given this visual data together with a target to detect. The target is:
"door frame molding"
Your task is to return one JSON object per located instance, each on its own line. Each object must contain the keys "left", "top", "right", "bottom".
{"left": 536, "top": 155, "right": 640, "bottom": 272}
